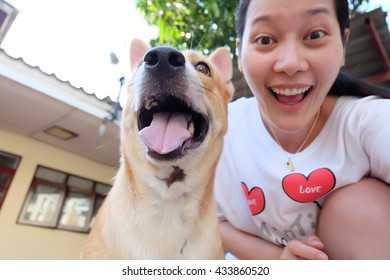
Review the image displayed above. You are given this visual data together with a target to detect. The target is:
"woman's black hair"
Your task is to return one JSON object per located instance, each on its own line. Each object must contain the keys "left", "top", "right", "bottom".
{"left": 330, "top": 71, "right": 390, "bottom": 98}
{"left": 235, "top": 0, "right": 390, "bottom": 98}
{"left": 335, "top": 0, "right": 350, "bottom": 44}
{"left": 235, "top": 0, "right": 250, "bottom": 52}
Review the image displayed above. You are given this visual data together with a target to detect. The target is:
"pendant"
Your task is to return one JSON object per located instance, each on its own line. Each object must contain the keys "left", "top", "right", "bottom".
{"left": 287, "top": 158, "right": 295, "bottom": 172}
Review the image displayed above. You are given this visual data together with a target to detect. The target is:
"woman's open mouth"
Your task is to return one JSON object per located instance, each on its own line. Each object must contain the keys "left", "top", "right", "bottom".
{"left": 138, "top": 94, "right": 209, "bottom": 161}
{"left": 270, "top": 86, "right": 313, "bottom": 106}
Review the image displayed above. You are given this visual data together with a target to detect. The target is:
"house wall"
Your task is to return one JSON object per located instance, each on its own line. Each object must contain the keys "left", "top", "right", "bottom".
{"left": 0, "top": 129, "right": 117, "bottom": 259}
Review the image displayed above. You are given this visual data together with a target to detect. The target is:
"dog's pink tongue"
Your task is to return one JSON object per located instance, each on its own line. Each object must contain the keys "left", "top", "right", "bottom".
{"left": 139, "top": 112, "right": 191, "bottom": 154}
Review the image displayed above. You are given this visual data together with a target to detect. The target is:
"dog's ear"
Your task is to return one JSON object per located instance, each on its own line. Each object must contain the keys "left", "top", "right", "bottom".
{"left": 209, "top": 47, "right": 234, "bottom": 101}
{"left": 130, "top": 38, "right": 150, "bottom": 72}
{"left": 209, "top": 47, "right": 232, "bottom": 84}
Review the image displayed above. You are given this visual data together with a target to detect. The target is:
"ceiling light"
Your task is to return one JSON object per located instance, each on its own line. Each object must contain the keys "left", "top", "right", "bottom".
{"left": 44, "top": 126, "right": 78, "bottom": 140}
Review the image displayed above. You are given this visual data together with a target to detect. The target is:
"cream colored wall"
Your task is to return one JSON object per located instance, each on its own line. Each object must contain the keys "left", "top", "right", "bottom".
{"left": 0, "top": 129, "right": 117, "bottom": 259}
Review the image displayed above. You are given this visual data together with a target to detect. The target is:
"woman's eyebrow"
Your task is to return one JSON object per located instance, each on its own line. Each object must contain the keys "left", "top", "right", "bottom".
{"left": 251, "top": 14, "right": 272, "bottom": 26}
{"left": 305, "top": 7, "right": 330, "bottom": 17}
{"left": 251, "top": 7, "right": 330, "bottom": 26}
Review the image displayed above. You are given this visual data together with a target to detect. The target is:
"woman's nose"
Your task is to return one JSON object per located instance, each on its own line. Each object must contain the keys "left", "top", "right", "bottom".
{"left": 273, "top": 42, "right": 309, "bottom": 76}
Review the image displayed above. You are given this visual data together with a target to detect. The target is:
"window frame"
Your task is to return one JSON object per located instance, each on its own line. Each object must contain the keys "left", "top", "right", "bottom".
{"left": 17, "top": 166, "right": 110, "bottom": 233}
{"left": 0, "top": 151, "right": 21, "bottom": 210}
{"left": 0, "top": 166, "right": 15, "bottom": 209}
{"left": 57, "top": 185, "right": 96, "bottom": 232}
{"left": 18, "top": 178, "right": 67, "bottom": 228}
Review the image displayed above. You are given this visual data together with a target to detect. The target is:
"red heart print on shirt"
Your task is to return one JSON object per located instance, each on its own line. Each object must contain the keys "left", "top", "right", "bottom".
{"left": 241, "top": 182, "right": 265, "bottom": 215}
{"left": 282, "top": 168, "right": 335, "bottom": 203}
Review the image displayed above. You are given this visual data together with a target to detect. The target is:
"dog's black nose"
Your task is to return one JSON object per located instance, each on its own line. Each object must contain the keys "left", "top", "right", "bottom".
{"left": 143, "top": 47, "right": 186, "bottom": 71}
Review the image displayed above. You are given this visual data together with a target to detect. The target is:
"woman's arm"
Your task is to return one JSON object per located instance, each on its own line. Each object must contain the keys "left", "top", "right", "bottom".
{"left": 219, "top": 220, "right": 283, "bottom": 259}
{"left": 219, "top": 221, "right": 328, "bottom": 260}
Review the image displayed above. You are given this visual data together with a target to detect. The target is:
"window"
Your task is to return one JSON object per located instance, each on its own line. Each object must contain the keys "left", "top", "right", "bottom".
{"left": 18, "top": 166, "right": 110, "bottom": 232}
{"left": 0, "top": 151, "right": 21, "bottom": 210}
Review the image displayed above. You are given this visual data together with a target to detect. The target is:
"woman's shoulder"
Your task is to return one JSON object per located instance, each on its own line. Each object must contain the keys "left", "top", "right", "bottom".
{"left": 336, "top": 95, "right": 390, "bottom": 114}
{"left": 228, "top": 97, "right": 257, "bottom": 117}
{"left": 229, "top": 96, "right": 256, "bottom": 108}
{"left": 331, "top": 95, "right": 390, "bottom": 131}
{"left": 221, "top": 97, "right": 259, "bottom": 146}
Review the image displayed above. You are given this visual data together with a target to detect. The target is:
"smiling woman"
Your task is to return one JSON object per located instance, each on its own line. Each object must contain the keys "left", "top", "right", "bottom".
{"left": 215, "top": 0, "right": 390, "bottom": 260}
{"left": 237, "top": 0, "right": 346, "bottom": 137}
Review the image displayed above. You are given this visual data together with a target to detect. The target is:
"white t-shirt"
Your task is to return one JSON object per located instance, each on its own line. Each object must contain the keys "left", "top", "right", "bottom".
{"left": 215, "top": 95, "right": 390, "bottom": 250}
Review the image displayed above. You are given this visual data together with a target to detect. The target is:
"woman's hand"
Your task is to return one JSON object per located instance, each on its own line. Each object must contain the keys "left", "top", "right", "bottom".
{"left": 280, "top": 236, "right": 329, "bottom": 260}
{"left": 219, "top": 220, "right": 284, "bottom": 259}
{"left": 219, "top": 221, "right": 328, "bottom": 260}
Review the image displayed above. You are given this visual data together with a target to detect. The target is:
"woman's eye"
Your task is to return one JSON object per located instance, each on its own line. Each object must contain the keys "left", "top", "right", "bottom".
{"left": 195, "top": 62, "right": 211, "bottom": 76}
{"left": 255, "top": 36, "right": 275, "bottom": 45}
{"left": 305, "top": 30, "right": 326, "bottom": 40}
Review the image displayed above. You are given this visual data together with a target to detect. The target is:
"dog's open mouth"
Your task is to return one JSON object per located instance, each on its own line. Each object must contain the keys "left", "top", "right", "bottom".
{"left": 138, "top": 95, "right": 209, "bottom": 160}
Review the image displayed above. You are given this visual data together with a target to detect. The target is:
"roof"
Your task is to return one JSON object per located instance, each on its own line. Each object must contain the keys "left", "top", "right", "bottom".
{"left": 0, "top": 47, "right": 121, "bottom": 167}
{"left": 343, "top": 7, "right": 390, "bottom": 83}
{"left": 0, "top": 48, "right": 117, "bottom": 108}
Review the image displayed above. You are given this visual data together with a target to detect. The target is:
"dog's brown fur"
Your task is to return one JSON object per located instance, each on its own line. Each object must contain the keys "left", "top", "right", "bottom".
{"left": 80, "top": 39, "right": 233, "bottom": 259}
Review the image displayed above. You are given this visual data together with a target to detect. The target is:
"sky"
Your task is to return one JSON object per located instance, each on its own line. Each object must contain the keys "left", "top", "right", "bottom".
{"left": 1, "top": 0, "right": 390, "bottom": 104}
{"left": 2, "top": 0, "right": 158, "bottom": 104}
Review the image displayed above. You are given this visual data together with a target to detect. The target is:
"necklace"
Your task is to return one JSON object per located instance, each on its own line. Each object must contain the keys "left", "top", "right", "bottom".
{"left": 266, "top": 109, "right": 321, "bottom": 172}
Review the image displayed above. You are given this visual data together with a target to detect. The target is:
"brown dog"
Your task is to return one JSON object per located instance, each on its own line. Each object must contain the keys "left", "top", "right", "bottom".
{"left": 80, "top": 39, "right": 233, "bottom": 259}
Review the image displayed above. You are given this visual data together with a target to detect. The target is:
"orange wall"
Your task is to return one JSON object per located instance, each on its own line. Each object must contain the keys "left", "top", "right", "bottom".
{"left": 0, "top": 129, "right": 116, "bottom": 259}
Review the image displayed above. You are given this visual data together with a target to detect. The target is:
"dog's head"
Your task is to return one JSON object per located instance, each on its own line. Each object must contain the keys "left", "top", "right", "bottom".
{"left": 122, "top": 39, "right": 233, "bottom": 167}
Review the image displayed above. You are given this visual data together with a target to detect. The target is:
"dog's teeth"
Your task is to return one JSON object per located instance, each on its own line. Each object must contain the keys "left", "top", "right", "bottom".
{"left": 145, "top": 99, "right": 158, "bottom": 110}
{"left": 145, "top": 99, "right": 152, "bottom": 110}
{"left": 188, "top": 121, "right": 195, "bottom": 136}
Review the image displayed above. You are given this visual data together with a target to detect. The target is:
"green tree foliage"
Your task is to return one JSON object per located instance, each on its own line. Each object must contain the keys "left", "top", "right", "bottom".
{"left": 135, "top": 0, "right": 237, "bottom": 56}
{"left": 135, "top": 0, "right": 371, "bottom": 59}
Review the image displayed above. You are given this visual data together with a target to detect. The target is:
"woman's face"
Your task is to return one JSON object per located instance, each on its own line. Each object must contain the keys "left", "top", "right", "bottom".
{"left": 238, "top": 0, "right": 347, "bottom": 132}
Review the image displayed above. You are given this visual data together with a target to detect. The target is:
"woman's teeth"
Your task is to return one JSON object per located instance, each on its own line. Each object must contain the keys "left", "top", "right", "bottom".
{"left": 271, "top": 86, "right": 311, "bottom": 96}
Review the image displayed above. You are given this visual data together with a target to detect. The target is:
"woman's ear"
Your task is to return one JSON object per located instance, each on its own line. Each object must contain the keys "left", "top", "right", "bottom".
{"left": 341, "top": 28, "right": 350, "bottom": 67}
{"left": 344, "top": 28, "right": 350, "bottom": 44}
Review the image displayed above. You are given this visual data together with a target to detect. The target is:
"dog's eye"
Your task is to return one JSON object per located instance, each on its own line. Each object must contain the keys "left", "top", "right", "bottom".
{"left": 195, "top": 62, "right": 211, "bottom": 76}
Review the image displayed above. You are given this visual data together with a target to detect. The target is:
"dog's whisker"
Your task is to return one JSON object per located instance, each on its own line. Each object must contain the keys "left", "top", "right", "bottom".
{"left": 199, "top": 85, "right": 216, "bottom": 95}
{"left": 189, "top": 31, "right": 194, "bottom": 50}
{"left": 95, "top": 142, "right": 109, "bottom": 149}
{"left": 195, "top": 27, "right": 208, "bottom": 51}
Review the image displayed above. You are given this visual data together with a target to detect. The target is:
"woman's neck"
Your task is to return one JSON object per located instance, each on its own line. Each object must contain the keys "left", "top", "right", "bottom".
{"left": 262, "top": 96, "right": 338, "bottom": 154}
